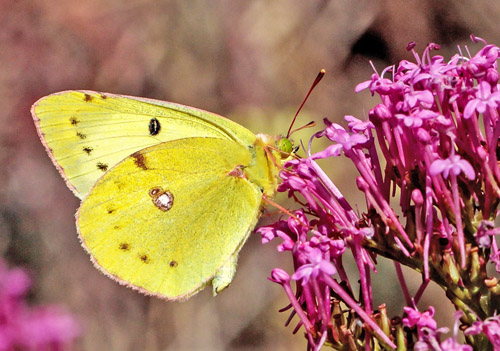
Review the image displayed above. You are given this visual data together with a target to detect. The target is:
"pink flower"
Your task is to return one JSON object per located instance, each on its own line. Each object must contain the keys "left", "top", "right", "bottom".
{"left": 0, "top": 261, "right": 80, "bottom": 351}
{"left": 429, "top": 154, "right": 475, "bottom": 179}
{"left": 261, "top": 37, "right": 500, "bottom": 351}
{"left": 403, "top": 306, "right": 438, "bottom": 331}
{"left": 474, "top": 220, "right": 500, "bottom": 248}
{"left": 323, "top": 122, "right": 369, "bottom": 151}
{"left": 465, "top": 314, "right": 500, "bottom": 349}
{"left": 464, "top": 81, "right": 500, "bottom": 118}
{"left": 291, "top": 248, "right": 337, "bottom": 285}
{"left": 441, "top": 312, "right": 473, "bottom": 351}
{"left": 344, "top": 115, "right": 374, "bottom": 133}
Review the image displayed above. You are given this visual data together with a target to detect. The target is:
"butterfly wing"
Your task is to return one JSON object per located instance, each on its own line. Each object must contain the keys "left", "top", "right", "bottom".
{"left": 31, "top": 91, "right": 257, "bottom": 198}
{"left": 77, "top": 137, "right": 264, "bottom": 300}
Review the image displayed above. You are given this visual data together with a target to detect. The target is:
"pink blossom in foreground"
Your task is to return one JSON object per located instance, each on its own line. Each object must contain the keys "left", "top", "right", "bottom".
{"left": 259, "top": 35, "right": 500, "bottom": 350}
{"left": 0, "top": 261, "right": 79, "bottom": 351}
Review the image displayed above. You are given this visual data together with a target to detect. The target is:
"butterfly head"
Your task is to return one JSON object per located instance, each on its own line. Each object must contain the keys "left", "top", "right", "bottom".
{"left": 278, "top": 137, "right": 293, "bottom": 154}
{"left": 256, "top": 133, "right": 297, "bottom": 161}
{"left": 276, "top": 135, "right": 299, "bottom": 161}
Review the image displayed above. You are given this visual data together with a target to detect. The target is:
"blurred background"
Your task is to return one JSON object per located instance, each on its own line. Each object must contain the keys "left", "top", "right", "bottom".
{"left": 1, "top": 1, "right": 500, "bottom": 350}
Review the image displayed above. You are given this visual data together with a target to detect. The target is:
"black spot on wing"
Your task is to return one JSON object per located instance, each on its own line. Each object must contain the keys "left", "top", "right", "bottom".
{"left": 70, "top": 117, "right": 79, "bottom": 125}
{"left": 76, "top": 132, "right": 87, "bottom": 140}
{"left": 84, "top": 93, "right": 93, "bottom": 102}
{"left": 83, "top": 146, "right": 93, "bottom": 155}
{"left": 119, "top": 243, "right": 130, "bottom": 251}
{"left": 132, "top": 152, "right": 148, "bottom": 170}
{"left": 149, "top": 118, "right": 161, "bottom": 136}
{"left": 139, "top": 254, "right": 150, "bottom": 264}
{"left": 169, "top": 260, "right": 178, "bottom": 268}
{"left": 97, "top": 162, "right": 108, "bottom": 171}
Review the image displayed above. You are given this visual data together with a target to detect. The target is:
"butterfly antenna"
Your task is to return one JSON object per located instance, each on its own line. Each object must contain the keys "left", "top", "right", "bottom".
{"left": 288, "top": 120, "right": 316, "bottom": 136}
{"left": 286, "top": 69, "right": 326, "bottom": 138}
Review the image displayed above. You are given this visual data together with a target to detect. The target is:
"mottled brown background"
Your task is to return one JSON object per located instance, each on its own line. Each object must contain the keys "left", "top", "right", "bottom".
{"left": 1, "top": 1, "right": 499, "bottom": 350}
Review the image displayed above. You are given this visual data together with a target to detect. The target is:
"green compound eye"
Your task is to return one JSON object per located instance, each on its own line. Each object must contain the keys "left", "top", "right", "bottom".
{"left": 278, "top": 137, "right": 293, "bottom": 154}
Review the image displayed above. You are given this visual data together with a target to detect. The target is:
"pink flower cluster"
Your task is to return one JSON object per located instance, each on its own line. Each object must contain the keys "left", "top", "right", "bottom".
{"left": 259, "top": 35, "right": 500, "bottom": 350}
{"left": 0, "top": 261, "right": 79, "bottom": 350}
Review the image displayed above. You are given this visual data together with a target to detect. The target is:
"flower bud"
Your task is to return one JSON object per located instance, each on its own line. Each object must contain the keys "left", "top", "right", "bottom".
{"left": 370, "top": 104, "right": 392, "bottom": 121}
{"left": 269, "top": 268, "right": 290, "bottom": 284}
{"left": 412, "top": 189, "right": 424, "bottom": 206}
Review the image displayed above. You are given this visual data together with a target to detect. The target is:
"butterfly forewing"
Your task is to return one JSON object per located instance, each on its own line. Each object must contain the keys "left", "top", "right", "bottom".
{"left": 32, "top": 90, "right": 257, "bottom": 198}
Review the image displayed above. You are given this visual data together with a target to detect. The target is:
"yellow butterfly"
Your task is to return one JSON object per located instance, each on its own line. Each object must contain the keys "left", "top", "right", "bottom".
{"left": 31, "top": 91, "right": 293, "bottom": 300}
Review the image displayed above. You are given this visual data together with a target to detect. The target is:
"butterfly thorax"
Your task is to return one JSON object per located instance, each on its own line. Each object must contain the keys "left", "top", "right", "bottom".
{"left": 242, "top": 133, "right": 293, "bottom": 196}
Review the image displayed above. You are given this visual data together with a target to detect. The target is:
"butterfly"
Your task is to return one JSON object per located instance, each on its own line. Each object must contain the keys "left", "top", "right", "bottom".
{"left": 31, "top": 90, "right": 294, "bottom": 300}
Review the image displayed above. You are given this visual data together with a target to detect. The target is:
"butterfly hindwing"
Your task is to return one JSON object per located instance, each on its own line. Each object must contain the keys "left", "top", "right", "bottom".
{"left": 77, "top": 137, "right": 263, "bottom": 300}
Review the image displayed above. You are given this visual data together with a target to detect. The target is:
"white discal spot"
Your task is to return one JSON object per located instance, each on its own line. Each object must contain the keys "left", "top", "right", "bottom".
{"left": 155, "top": 193, "right": 173, "bottom": 210}
{"left": 149, "top": 187, "right": 174, "bottom": 211}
